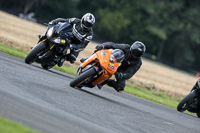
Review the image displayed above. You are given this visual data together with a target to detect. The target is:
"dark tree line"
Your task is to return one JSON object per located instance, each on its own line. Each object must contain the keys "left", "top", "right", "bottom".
{"left": 0, "top": 0, "right": 200, "bottom": 72}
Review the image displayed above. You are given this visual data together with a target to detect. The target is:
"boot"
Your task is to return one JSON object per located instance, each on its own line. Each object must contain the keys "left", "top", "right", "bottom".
{"left": 97, "top": 81, "right": 107, "bottom": 89}
{"left": 80, "top": 58, "right": 88, "bottom": 63}
{"left": 57, "top": 58, "right": 65, "bottom": 67}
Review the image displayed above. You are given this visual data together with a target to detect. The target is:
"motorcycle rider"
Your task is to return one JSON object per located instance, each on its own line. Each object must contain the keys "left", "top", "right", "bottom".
{"left": 191, "top": 77, "right": 200, "bottom": 117}
{"left": 191, "top": 77, "right": 200, "bottom": 91}
{"left": 41, "top": 13, "right": 95, "bottom": 66}
{"left": 89, "top": 41, "right": 146, "bottom": 92}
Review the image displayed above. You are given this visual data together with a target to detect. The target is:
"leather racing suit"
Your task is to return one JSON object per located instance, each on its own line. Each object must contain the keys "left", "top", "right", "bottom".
{"left": 97, "top": 42, "right": 142, "bottom": 92}
{"left": 49, "top": 18, "right": 93, "bottom": 63}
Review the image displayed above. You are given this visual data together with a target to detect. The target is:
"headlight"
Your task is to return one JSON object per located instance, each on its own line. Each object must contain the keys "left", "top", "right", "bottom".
{"left": 47, "top": 27, "right": 54, "bottom": 38}
{"left": 54, "top": 38, "right": 61, "bottom": 43}
{"left": 52, "top": 38, "right": 66, "bottom": 44}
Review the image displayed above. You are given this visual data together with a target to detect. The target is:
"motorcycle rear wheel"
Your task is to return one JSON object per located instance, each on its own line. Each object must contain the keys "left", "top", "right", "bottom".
{"left": 25, "top": 42, "right": 46, "bottom": 64}
{"left": 70, "top": 67, "right": 96, "bottom": 88}
{"left": 177, "top": 91, "right": 196, "bottom": 112}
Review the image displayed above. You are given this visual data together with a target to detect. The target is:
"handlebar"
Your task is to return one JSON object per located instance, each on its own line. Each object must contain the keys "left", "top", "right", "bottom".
{"left": 44, "top": 23, "right": 49, "bottom": 26}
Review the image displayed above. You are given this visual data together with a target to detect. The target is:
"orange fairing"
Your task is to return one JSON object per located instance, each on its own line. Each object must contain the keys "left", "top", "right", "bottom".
{"left": 80, "top": 49, "right": 121, "bottom": 86}
{"left": 97, "top": 49, "right": 120, "bottom": 75}
{"left": 80, "top": 53, "right": 97, "bottom": 68}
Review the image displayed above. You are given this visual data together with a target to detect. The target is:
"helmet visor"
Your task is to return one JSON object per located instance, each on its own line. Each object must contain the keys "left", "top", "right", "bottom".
{"left": 82, "top": 20, "right": 92, "bottom": 28}
{"left": 131, "top": 49, "right": 144, "bottom": 58}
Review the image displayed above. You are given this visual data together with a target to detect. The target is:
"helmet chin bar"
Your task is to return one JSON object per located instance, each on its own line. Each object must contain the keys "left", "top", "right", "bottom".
{"left": 130, "top": 52, "right": 139, "bottom": 59}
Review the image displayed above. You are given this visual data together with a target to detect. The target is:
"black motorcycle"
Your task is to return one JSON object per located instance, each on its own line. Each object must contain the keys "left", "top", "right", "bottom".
{"left": 25, "top": 22, "right": 73, "bottom": 69}
{"left": 177, "top": 86, "right": 200, "bottom": 118}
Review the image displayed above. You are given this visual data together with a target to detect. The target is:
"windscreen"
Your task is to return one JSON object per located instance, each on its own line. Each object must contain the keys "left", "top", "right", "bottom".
{"left": 109, "top": 49, "right": 125, "bottom": 63}
{"left": 57, "top": 22, "right": 72, "bottom": 34}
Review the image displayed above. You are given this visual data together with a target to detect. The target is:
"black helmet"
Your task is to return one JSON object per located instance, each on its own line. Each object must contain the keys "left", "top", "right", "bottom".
{"left": 130, "top": 41, "right": 146, "bottom": 58}
{"left": 81, "top": 13, "right": 95, "bottom": 30}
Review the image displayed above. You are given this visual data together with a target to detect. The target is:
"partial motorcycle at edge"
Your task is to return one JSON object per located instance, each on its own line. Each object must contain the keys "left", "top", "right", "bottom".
{"left": 177, "top": 82, "right": 200, "bottom": 118}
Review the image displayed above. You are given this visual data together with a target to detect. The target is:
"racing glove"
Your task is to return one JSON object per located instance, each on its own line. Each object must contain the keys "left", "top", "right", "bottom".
{"left": 95, "top": 44, "right": 104, "bottom": 51}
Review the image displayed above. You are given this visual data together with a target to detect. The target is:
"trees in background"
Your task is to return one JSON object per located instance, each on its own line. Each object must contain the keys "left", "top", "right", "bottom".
{"left": 0, "top": 0, "right": 200, "bottom": 71}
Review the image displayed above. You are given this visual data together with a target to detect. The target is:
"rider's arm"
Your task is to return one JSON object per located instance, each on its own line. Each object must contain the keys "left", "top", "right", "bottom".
{"left": 120, "top": 59, "right": 142, "bottom": 79}
{"left": 72, "top": 35, "right": 93, "bottom": 52}
{"left": 50, "top": 18, "right": 77, "bottom": 25}
{"left": 97, "top": 42, "right": 130, "bottom": 52}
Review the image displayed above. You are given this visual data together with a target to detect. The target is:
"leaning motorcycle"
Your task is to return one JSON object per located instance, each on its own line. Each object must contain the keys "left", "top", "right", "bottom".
{"left": 70, "top": 49, "right": 124, "bottom": 89}
{"left": 25, "top": 22, "right": 73, "bottom": 69}
{"left": 177, "top": 87, "right": 200, "bottom": 118}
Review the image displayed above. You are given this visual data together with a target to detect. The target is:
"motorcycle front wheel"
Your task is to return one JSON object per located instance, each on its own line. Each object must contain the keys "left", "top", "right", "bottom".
{"left": 70, "top": 67, "right": 96, "bottom": 88}
{"left": 177, "top": 91, "right": 196, "bottom": 112}
{"left": 25, "top": 41, "right": 46, "bottom": 64}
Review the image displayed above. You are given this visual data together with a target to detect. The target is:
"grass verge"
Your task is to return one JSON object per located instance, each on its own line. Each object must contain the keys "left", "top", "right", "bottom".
{"left": 125, "top": 83, "right": 180, "bottom": 109}
{"left": 0, "top": 116, "right": 38, "bottom": 133}
{"left": 0, "top": 44, "right": 77, "bottom": 75}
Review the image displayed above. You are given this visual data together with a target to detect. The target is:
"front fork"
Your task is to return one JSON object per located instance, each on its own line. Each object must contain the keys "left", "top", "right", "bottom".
{"left": 76, "top": 62, "right": 102, "bottom": 76}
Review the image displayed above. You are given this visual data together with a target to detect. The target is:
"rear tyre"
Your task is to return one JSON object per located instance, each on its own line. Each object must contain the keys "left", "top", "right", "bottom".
{"left": 70, "top": 67, "right": 96, "bottom": 88}
{"left": 177, "top": 91, "right": 196, "bottom": 112}
{"left": 25, "top": 41, "right": 46, "bottom": 64}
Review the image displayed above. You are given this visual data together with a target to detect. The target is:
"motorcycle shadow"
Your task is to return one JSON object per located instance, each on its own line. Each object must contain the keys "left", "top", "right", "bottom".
{"left": 73, "top": 86, "right": 138, "bottom": 110}
{"left": 30, "top": 63, "right": 74, "bottom": 79}
{"left": 178, "top": 111, "right": 199, "bottom": 119}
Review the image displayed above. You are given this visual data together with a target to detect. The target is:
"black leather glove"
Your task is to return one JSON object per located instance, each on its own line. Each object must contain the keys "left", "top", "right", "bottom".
{"left": 70, "top": 44, "right": 77, "bottom": 50}
{"left": 49, "top": 20, "right": 56, "bottom": 25}
{"left": 115, "top": 72, "right": 123, "bottom": 80}
{"left": 95, "top": 44, "right": 104, "bottom": 51}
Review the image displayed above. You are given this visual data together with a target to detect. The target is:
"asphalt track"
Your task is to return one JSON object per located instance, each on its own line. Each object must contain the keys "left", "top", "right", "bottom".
{"left": 0, "top": 51, "right": 200, "bottom": 133}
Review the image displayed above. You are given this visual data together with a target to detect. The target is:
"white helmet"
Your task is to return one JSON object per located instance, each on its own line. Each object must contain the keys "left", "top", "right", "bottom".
{"left": 81, "top": 13, "right": 95, "bottom": 30}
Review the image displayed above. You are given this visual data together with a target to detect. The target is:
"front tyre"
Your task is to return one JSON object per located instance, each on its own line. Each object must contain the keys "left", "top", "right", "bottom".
{"left": 25, "top": 41, "right": 46, "bottom": 64}
{"left": 70, "top": 67, "right": 96, "bottom": 88}
{"left": 177, "top": 91, "right": 196, "bottom": 112}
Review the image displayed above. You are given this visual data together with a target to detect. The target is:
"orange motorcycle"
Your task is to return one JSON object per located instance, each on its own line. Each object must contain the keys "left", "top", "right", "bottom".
{"left": 70, "top": 49, "right": 125, "bottom": 89}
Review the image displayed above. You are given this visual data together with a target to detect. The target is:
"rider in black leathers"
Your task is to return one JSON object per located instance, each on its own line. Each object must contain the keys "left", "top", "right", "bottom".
{"left": 191, "top": 77, "right": 200, "bottom": 91}
{"left": 94, "top": 41, "right": 146, "bottom": 92}
{"left": 45, "top": 13, "right": 95, "bottom": 65}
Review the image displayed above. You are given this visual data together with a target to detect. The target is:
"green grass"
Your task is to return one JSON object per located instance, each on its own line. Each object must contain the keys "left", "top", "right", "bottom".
{"left": 53, "top": 65, "right": 77, "bottom": 75}
{"left": 0, "top": 44, "right": 77, "bottom": 75}
{"left": 0, "top": 44, "right": 27, "bottom": 59}
{"left": 124, "top": 83, "right": 181, "bottom": 109}
{"left": 0, "top": 117, "right": 38, "bottom": 133}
